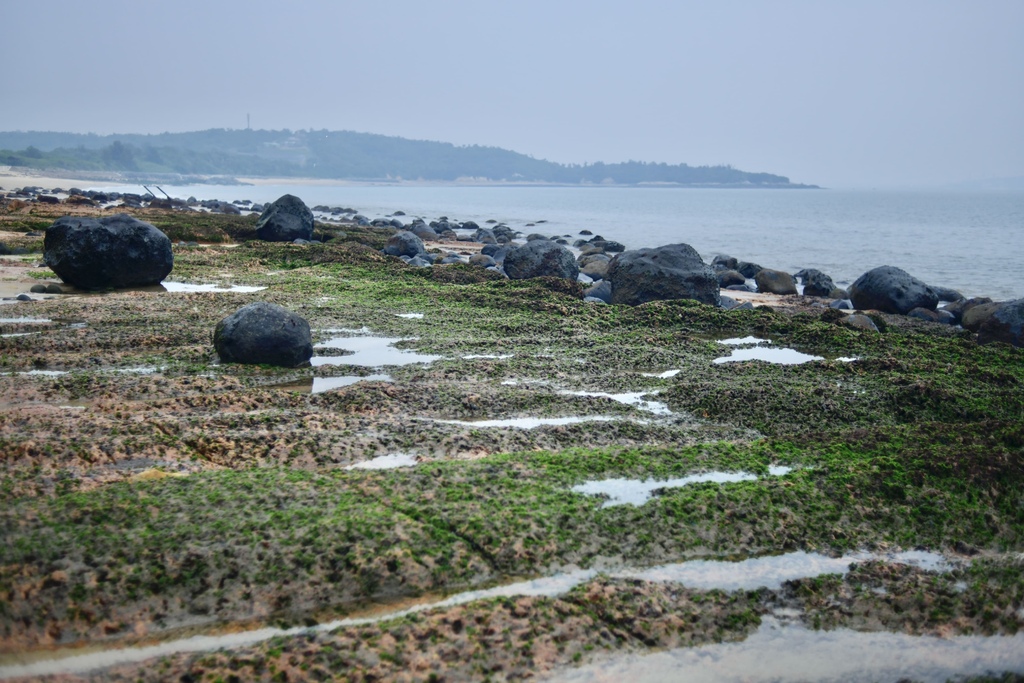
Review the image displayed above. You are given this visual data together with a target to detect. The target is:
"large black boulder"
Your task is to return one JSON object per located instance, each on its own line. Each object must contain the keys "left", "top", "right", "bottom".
{"left": 503, "top": 240, "right": 579, "bottom": 280}
{"left": 848, "top": 265, "right": 938, "bottom": 314}
{"left": 255, "top": 194, "right": 314, "bottom": 242}
{"left": 382, "top": 231, "right": 427, "bottom": 258}
{"left": 977, "top": 299, "right": 1024, "bottom": 347}
{"left": 213, "top": 302, "right": 313, "bottom": 367}
{"left": 607, "top": 243, "right": 719, "bottom": 307}
{"left": 43, "top": 214, "right": 173, "bottom": 290}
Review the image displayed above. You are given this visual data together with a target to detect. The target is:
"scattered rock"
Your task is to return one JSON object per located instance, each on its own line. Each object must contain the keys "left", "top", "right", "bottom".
{"left": 382, "top": 231, "right": 427, "bottom": 259}
{"left": 848, "top": 266, "right": 938, "bottom": 315}
{"left": 796, "top": 269, "right": 837, "bottom": 298}
{"left": 961, "top": 301, "right": 1003, "bottom": 332}
{"left": 255, "top": 194, "right": 314, "bottom": 242}
{"left": 716, "top": 269, "right": 746, "bottom": 288}
{"left": 213, "top": 302, "right": 313, "bottom": 368}
{"left": 754, "top": 269, "right": 797, "bottom": 295}
{"left": 842, "top": 314, "right": 880, "bottom": 332}
{"left": 584, "top": 280, "right": 612, "bottom": 303}
{"left": 942, "top": 297, "right": 991, "bottom": 326}
{"left": 607, "top": 243, "right": 719, "bottom": 307}
{"left": 43, "top": 214, "right": 173, "bottom": 290}
{"left": 977, "top": 299, "right": 1024, "bottom": 347}
{"left": 504, "top": 240, "right": 579, "bottom": 281}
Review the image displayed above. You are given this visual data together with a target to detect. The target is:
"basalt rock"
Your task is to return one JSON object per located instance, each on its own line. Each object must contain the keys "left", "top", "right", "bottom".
{"left": 977, "top": 299, "right": 1024, "bottom": 347}
{"left": 255, "top": 194, "right": 314, "bottom": 242}
{"left": 213, "top": 302, "right": 313, "bottom": 368}
{"left": 755, "top": 269, "right": 797, "bottom": 295}
{"left": 43, "top": 214, "right": 173, "bottom": 290}
{"left": 848, "top": 266, "right": 938, "bottom": 315}
{"left": 504, "top": 240, "right": 579, "bottom": 281}
{"left": 607, "top": 243, "right": 719, "bottom": 307}
{"left": 382, "top": 231, "right": 427, "bottom": 259}
{"left": 796, "top": 268, "right": 837, "bottom": 298}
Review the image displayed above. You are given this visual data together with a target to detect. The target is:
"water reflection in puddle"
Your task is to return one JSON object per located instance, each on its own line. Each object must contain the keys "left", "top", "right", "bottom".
{"left": 433, "top": 416, "right": 620, "bottom": 429}
{"left": 463, "top": 354, "right": 515, "bottom": 360}
{"left": 548, "top": 616, "right": 1022, "bottom": 683}
{"left": 395, "top": 313, "right": 424, "bottom": 319}
{"left": 641, "top": 369, "right": 681, "bottom": 378}
{"left": 275, "top": 374, "right": 393, "bottom": 394}
{"left": 14, "top": 370, "right": 68, "bottom": 377}
{"left": 345, "top": 453, "right": 418, "bottom": 470}
{"left": 160, "top": 282, "right": 266, "bottom": 293}
{"left": 0, "top": 549, "right": 953, "bottom": 680}
{"left": 0, "top": 317, "right": 52, "bottom": 324}
{"left": 312, "top": 336, "right": 442, "bottom": 367}
{"left": 719, "top": 336, "right": 770, "bottom": 346}
{"left": 714, "top": 347, "right": 824, "bottom": 365}
{"left": 559, "top": 390, "right": 672, "bottom": 416}
{"left": 573, "top": 466, "right": 792, "bottom": 507}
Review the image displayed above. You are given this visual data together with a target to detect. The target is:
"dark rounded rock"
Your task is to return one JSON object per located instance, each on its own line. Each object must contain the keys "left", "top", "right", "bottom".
{"left": 213, "top": 302, "right": 312, "bottom": 368}
{"left": 607, "top": 243, "right": 719, "bottom": 307}
{"left": 848, "top": 266, "right": 938, "bottom": 315}
{"left": 931, "top": 286, "right": 964, "bottom": 303}
{"left": 716, "top": 269, "right": 746, "bottom": 287}
{"left": 580, "top": 258, "right": 610, "bottom": 280}
{"left": 977, "top": 299, "right": 1024, "bottom": 347}
{"left": 830, "top": 299, "right": 854, "bottom": 310}
{"left": 797, "top": 268, "right": 837, "bottom": 297}
{"left": 584, "top": 280, "right": 612, "bottom": 303}
{"left": 44, "top": 214, "right": 173, "bottom": 290}
{"left": 842, "top": 314, "right": 880, "bottom": 332}
{"left": 961, "top": 301, "right": 1004, "bottom": 332}
{"left": 16, "top": 293, "right": 32, "bottom": 301}
{"left": 37, "top": 195, "right": 61, "bottom": 204}
{"left": 755, "top": 269, "right": 797, "bottom": 295}
{"left": 942, "top": 297, "right": 992, "bottom": 325}
{"left": 30, "top": 284, "right": 47, "bottom": 293}
{"left": 45, "top": 284, "right": 63, "bottom": 294}
{"left": 579, "top": 229, "right": 593, "bottom": 235}
{"left": 829, "top": 287, "right": 849, "bottom": 299}
{"left": 526, "top": 233, "right": 549, "bottom": 242}
{"left": 468, "top": 253, "right": 496, "bottom": 268}
{"left": 736, "top": 261, "right": 763, "bottom": 279}
{"left": 410, "top": 223, "right": 439, "bottom": 241}
{"left": 711, "top": 255, "right": 738, "bottom": 271}
{"left": 382, "top": 231, "right": 426, "bottom": 258}
{"left": 504, "top": 240, "right": 579, "bottom": 281}
{"left": 473, "top": 228, "right": 497, "bottom": 244}
{"left": 255, "top": 194, "right": 314, "bottom": 242}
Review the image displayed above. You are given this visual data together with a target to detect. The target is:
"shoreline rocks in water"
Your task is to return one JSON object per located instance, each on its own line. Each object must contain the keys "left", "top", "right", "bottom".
{"left": 43, "top": 213, "right": 173, "bottom": 290}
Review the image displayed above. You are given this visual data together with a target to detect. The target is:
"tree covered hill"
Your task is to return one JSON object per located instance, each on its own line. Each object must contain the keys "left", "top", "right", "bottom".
{"left": 0, "top": 128, "right": 815, "bottom": 187}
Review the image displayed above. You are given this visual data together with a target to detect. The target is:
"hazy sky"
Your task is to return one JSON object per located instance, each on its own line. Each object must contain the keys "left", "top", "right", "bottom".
{"left": 2, "top": 0, "right": 1022, "bottom": 188}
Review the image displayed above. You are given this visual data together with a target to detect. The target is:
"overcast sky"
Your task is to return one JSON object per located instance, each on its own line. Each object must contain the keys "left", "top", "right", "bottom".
{"left": 1, "top": 0, "right": 1022, "bottom": 188}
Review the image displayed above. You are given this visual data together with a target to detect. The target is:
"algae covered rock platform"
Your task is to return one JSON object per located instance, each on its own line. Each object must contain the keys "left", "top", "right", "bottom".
{"left": 0, "top": 206, "right": 1022, "bottom": 681}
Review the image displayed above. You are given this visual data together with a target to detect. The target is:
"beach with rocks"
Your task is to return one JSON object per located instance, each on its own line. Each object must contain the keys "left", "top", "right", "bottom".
{"left": 1, "top": 184, "right": 1022, "bottom": 681}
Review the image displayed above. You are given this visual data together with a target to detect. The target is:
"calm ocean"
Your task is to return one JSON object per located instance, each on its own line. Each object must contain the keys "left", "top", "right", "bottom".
{"left": 106, "top": 183, "right": 1024, "bottom": 300}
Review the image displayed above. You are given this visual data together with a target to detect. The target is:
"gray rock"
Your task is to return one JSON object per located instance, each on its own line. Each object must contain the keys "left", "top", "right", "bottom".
{"left": 942, "top": 297, "right": 991, "bottom": 325}
{"left": 473, "top": 228, "right": 497, "bottom": 244}
{"left": 736, "top": 261, "right": 763, "bottom": 279}
{"left": 255, "top": 194, "right": 314, "bottom": 242}
{"left": 213, "top": 302, "right": 312, "bottom": 368}
{"left": 755, "top": 269, "right": 797, "bottom": 295}
{"left": 584, "top": 280, "right": 613, "bottom": 303}
{"left": 30, "top": 284, "right": 47, "bottom": 293}
{"left": 44, "top": 214, "right": 173, "bottom": 290}
{"left": 468, "top": 253, "right": 496, "bottom": 268}
{"left": 930, "top": 286, "right": 964, "bottom": 303}
{"left": 711, "top": 255, "right": 738, "bottom": 271}
{"left": 407, "top": 256, "right": 433, "bottom": 268}
{"left": 584, "top": 296, "right": 607, "bottom": 304}
{"left": 977, "top": 299, "right": 1024, "bottom": 347}
{"left": 382, "top": 231, "right": 426, "bottom": 258}
{"left": 410, "top": 223, "right": 439, "bottom": 241}
{"left": 716, "top": 269, "right": 746, "bottom": 287}
{"left": 842, "top": 314, "right": 880, "bottom": 332}
{"left": 830, "top": 299, "right": 854, "bottom": 310}
{"left": 504, "top": 240, "right": 579, "bottom": 281}
{"left": 849, "top": 266, "right": 938, "bottom": 314}
{"left": 607, "top": 243, "right": 719, "bottom": 307}
{"left": 44, "top": 284, "right": 63, "bottom": 294}
{"left": 796, "top": 268, "right": 837, "bottom": 298}
{"left": 580, "top": 258, "right": 610, "bottom": 280}
{"left": 961, "top": 301, "right": 1004, "bottom": 332}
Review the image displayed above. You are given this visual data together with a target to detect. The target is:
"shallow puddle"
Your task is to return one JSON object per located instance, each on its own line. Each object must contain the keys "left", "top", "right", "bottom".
{"left": 312, "top": 336, "right": 442, "bottom": 367}
{"left": 572, "top": 466, "right": 792, "bottom": 507}
{"left": 641, "top": 369, "right": 681, "bottom": 378}
{"left": 559, "top": 390, "right": 672, "bottom": 416}
{"left": 718, "top": 336, "right": 771, "bottom": 346}
{"left": 432, "top": 416, "right": 620, "bottom": 429}
{"left": 273, "top": 374, "right": 394, "bottom": 394}
{"left": 395, "top": 313, "right": 424, "bottom": 319}
{"left": 160, "top": 282, "right": 266, "bottom": 293}
{"left": 0, "top": 549, "right": 953, "bottom": 680}
{"left": 548, "top": 616, "right": 1023, "bottom": 683}
{"left": 345, "top": 453, "right": 418, "bottom": 470}
{"left": 463, "top": 354, "right": 515, "bottom": 360}
{"left": 0, "top": 317, "right": 52, "bottom": 324}
{"left": 713, "top": 346, "right": 825, "bottom": 365}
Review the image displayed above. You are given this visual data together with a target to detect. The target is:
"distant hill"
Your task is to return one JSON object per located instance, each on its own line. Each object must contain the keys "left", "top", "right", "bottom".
{"left": 0, "top": 129, "right": 817, "bottom": 187}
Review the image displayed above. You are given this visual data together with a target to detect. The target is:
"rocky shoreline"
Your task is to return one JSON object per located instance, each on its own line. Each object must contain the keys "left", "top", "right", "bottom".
{"left": 0, "top": 186, "right": 1022, "bottom": 681}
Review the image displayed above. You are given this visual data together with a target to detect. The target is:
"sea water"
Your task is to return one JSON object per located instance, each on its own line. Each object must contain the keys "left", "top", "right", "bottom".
{"left": 97, "top": 183, "right": 1024, "bottom": 300}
